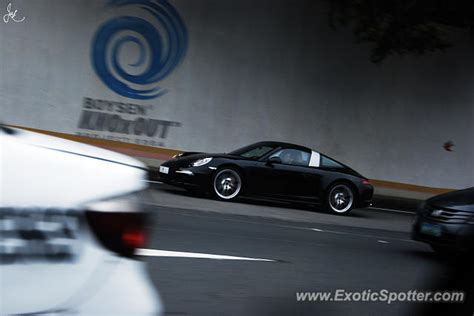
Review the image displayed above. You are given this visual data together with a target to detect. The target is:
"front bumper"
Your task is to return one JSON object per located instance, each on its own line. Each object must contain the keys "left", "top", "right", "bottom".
{"left": 412, "top": 215, "right": 474, "bottom": 251}
{"left": 158, "top": 163, "right": 212, "bottom": 191}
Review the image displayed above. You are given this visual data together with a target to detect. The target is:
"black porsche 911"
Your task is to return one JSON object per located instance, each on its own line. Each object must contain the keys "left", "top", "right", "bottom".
{"left": 158, "top": 141, "right": 373, "bottom": 214}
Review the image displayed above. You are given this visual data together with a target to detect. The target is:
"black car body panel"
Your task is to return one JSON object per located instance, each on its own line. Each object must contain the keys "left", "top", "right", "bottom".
{"left": 158, "top": 141, "right": 373, "bottom": 208}
{"left": 426, "top": 187, "right": 474, "bottom": 212}
{"left": 412, "top": 187, "right": 474, "bottom": 252}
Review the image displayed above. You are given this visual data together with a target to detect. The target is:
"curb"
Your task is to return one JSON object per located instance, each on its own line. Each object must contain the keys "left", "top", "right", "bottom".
{"left": 371, "top": 195, "right": 422, "bottom": 213}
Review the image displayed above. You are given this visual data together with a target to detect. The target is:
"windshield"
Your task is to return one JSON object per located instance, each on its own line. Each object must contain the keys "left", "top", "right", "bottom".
{"left": 229, "top": 143, "right": 277, "bottom": 159}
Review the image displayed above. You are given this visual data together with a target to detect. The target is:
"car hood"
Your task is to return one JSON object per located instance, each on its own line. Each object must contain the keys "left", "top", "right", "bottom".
{"left": 428, "top": 187, "right": 474, "bottom": 212}
{"left": 172, "top": 152, "right": 244, "bottom": 164}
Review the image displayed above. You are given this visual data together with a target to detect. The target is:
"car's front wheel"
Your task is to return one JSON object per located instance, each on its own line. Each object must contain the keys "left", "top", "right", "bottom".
{"left": 430, "top": 245, "right": 455, "bottom": 257}
{"left": 326, "top": 183, "right": 355, "bottom": 215}
{"left": 212, "top": 168, "right": 242, "bottom": 201}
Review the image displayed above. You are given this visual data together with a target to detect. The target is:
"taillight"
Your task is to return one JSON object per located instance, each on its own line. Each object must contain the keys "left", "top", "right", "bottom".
{"left": 85, "top": 211, "right": 146, "bottom": 258}
{"left": 122, "top": 229, "right": 146, "bottom": 248}
{"left": 83, "top": 190, "right": 149, "bottom": 258}
{"left": 361, "top": 180, "right": 371, "bottom": 185}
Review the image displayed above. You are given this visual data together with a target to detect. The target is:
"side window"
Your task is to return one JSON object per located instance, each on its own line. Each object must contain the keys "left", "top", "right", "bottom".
{"left": 321, "top": 156, "right": 344, "bottom": 168}
{"left": 270, "top": 149, "right": 310, "bottom": 166}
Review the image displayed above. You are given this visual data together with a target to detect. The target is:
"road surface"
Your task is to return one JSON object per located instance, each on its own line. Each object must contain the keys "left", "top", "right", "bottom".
{"left": 140, "top": 186, "right": 470, "bottom": 315}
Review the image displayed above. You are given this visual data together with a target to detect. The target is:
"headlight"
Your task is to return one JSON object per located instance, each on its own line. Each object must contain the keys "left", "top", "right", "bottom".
{"left": 192, "top": 157, "right": 213, "bottom": 167}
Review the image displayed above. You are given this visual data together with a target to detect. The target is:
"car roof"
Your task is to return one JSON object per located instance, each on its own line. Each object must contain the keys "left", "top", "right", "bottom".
{"left": 253, "top": 141, "right": 312, "bottom": 152}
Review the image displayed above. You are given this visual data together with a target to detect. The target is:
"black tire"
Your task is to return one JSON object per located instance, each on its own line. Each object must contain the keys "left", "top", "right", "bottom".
{"left": 430, "top": 245, "right": 454, "bottom": 257}
{"left": 325, "top": 183, "right": 355, "bottom": 215}
{"left": 211, "top": 168, "right": 242, "bottom": 201}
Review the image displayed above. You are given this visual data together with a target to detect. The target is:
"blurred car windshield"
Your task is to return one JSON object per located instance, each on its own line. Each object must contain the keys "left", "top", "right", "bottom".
{"left": 229, "top": 144, "right": 276, "bottom": 159}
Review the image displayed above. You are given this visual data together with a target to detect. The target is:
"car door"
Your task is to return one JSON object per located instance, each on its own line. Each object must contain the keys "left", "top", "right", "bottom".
{"left": 246, "top": 148, "right": 318, "bottom": 201}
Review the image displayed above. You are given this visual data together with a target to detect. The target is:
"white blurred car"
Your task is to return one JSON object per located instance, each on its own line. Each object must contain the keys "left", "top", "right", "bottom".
{"left": 0, "top": 126, "right": 162, "bottom": 315}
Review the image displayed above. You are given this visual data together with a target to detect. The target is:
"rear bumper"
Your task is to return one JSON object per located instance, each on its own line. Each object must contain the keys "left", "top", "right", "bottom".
{"left": 358, "top": 185, "right": 374, "bottom": 208}
{"left": 74, "top": 259, "right": 163, "bottom": 315}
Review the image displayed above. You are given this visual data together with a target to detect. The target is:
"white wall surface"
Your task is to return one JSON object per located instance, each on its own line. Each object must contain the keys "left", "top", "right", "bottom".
{"left": 1, "top": 0, "right": 473, "bottom": 189}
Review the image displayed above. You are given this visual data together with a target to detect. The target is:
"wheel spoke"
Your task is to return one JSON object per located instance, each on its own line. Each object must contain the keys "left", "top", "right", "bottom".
{"left": 214, "top": 170, "right": 241, "bottom": 199}
{"left": 329, "top": 185, "right": 353, "bottom": 213}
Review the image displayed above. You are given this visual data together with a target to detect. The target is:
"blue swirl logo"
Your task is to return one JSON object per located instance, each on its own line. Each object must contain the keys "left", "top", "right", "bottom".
{"left": 91, "top": 0, "right": 188, "bottom": 99}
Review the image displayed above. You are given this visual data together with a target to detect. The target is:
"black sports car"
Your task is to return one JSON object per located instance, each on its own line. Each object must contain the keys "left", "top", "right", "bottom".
{"left": 158, "top": 141, "right": 373, "bottom": 214}
{"left": 412, "top": 187, "right": 474, "bottom": 254}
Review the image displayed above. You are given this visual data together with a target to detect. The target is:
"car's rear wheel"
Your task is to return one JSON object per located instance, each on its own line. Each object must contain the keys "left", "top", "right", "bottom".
{"left": 212, "top": 168, "right": 242, "bottom": 201}
{"left": 326, "top": 183, "right": 355, "bottom": 215}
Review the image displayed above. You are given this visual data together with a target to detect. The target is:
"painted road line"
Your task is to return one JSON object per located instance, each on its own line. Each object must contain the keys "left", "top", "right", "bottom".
{"left": 137, "top": 248, "right": 276, "bottom": 262}
{"left": 311, "top": 227, "right": 414, "bottom": 242}
{"left": 368, "top": 207, "right": 415, "bottom": 214}
{"left": 144, "top": 180, "right": 164, "bottom": 184}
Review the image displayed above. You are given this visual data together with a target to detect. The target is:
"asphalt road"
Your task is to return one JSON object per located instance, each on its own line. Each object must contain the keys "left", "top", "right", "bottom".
{"left": 140, "top": 187, "right": 472, "bottom": 315}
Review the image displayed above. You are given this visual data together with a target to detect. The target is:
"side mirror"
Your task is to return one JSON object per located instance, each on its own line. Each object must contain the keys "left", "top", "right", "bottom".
{"left": 266, "top": 156, "right": 282, "bottom": 166}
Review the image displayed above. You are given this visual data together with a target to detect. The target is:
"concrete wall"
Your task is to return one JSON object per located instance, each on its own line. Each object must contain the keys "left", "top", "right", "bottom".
{"left": 1, "top": 0, "right": 473, "bottom": 190}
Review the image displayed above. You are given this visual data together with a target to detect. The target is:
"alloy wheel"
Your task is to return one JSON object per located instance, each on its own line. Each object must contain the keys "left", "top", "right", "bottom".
{"left": 213, "top": 169, "right": 242, "bottom": 200}
{"left": 328, "top": 184, "right": 354, "bottom": 213}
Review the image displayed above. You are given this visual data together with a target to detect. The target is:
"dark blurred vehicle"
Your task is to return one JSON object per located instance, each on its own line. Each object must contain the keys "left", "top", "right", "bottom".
{"left": 0, "top": 126, "right": 162, "bottom": 315}
{"left": 412, "top": 187, "right": 474, "bottom": 254}
{"left": 158, "top": 141, "right": 373, "bottom": 214}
